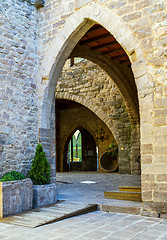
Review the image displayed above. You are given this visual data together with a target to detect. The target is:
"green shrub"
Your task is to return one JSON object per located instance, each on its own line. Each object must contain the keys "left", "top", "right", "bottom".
{"left": 1, "top": 171, "right": 26, "bottom": 182}
{"left": 29, "top": 143, "right": 51, "bottom": 185}
{"left": 106, "top": 140, "right": 118, "bottom": 158}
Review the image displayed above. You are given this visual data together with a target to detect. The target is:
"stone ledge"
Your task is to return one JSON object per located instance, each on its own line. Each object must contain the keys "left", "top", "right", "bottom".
{"left": 23, "top": 0, "right": 45, "bottom": 8}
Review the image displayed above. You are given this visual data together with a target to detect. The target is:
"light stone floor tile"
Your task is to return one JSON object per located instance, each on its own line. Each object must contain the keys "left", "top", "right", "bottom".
{"left": 159, "top": 235, "right": 167, "bottom": 240}
{"left": 111, "top": 230, "right": 136, "bottom": 239}
{"left": 82, "top": 229, "right": 110, "bottom": 239}
{"left": 103, "top": 237, "right": 122, "bottom": 240}
{"left": 131, "top": 234, "right": 160, "bottom": 240}
{"left": 149, "top": 224, "right": 167, "bottom": 231}
{"left": 0, "top": 211, "right": 167, "bottom": 240}
{"left": 0, "top": 236, "right": 7, "bottom": 239}
{"left": 123, "top": 224, "right": 148, "bottom": 232}
{"left": 97, "top": 224, "right": 121, "bottom": 232}
{"left": 142, "top": 229, "right": 164, "bottom": 236}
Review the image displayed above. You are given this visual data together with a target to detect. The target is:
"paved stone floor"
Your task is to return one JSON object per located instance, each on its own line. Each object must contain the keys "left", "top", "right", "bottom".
{"left": 56, "top": 172, "right": 142, "bottom": 208}
{"left": 1, "top": 172, "right": 167, "bottom": 239}
{"left": 0, "top": 211, "right": 167, "bottom": 240}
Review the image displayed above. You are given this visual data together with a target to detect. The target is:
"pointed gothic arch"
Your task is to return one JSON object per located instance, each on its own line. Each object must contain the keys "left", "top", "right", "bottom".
{"left": 39, "top": 3, "right": 152, "bottom": 130}
{"left": 38, "top": 4, "right": 155, "bottom": 203}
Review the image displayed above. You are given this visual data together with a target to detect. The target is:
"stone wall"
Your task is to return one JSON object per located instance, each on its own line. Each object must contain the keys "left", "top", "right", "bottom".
{"left": 56, "top": 59, "right": 140, "bottom": 174}
{"left": 0, "top": 0, "right": 167, "bottom": 210}
{"left": 0, "top": 0, "right": 38, "bottom": 177}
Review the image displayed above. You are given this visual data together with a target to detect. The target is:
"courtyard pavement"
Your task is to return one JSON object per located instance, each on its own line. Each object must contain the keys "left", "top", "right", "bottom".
{"left": 0, "top": 172, "right": 167, "bottom": 239}
{"left": 0, "top": 211, "right": 167, "bottom": 240}
{"left": 56, "top": 172, "right": 142, "bottom": 208}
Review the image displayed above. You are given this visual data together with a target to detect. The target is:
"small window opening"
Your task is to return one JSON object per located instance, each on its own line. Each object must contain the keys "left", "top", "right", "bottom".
{"left": 68, "top": 130, "right": 82, "bottom": 163}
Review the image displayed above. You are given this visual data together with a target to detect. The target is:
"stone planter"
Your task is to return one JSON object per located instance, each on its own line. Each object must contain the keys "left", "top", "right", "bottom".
{"left": 0, "top": 178, "right": 33, "bottom": 218}
{"left": 33, "top": 183, "right": 57, "bottom": 209}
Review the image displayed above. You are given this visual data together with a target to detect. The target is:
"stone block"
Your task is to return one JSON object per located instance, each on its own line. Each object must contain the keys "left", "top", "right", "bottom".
{"left": 123, "top": 12, "right": 141, "bottom": 22}
{"left": 74, "top": 0, "right": 91, "bottom": 10}
{"left": 141, "top": 155, "right": 152, "bottom": 164}
{"left": 142, "top": 190, "right": 153, "bottom": 201}
{"left": 33, "top": 183, "right": 57, "bottom": 208}
{"left": 142, "top": 174, "right": 155, "bottom": 182}
{"left": 156, "top": 174, "right": 167, "bottom": 182}
{"left": 154, "top": 145, "right": 167, "bottom": 155}
{"left": 141, "top": 144, "right": 153, "bottom": 155}
{"left": 142, "top": 202, "right": 167, "bottom": 216}
{"left": 154, "top": 116, "right": 166, "bottom": 126}
{"left": 0, "top": 179, "right": 33, "bottom": 218}
{"left": 155, "top": 97, "right": 167, "bottom": 108}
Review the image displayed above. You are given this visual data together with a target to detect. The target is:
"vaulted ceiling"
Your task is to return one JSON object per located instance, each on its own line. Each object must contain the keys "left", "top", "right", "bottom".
{"left": 69, "top": 24, "right": 139, "bottom": 124}
{"left": 77, "top": 24, "right": 130, "bottom": 66}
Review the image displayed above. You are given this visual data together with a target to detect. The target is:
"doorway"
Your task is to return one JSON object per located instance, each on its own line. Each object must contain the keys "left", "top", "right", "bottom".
{"left": 66, "top": 128, "right": 97, "bottom": 172}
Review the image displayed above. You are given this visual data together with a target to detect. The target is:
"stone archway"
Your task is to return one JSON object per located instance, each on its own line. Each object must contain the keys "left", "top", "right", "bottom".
{"left": 63, "top": 127, "right": 97, "bottom": 172}
{"left": 38, "top": 3, "right": 154, "bottom": 202}
{"left": 55, "top": 86, "right": 133, "bottom": 174}
{"left": 39, "top": 3, "right": 153, "bottom": 130}
{"left": 55, "top": 97, "right": 121, "bottom": 172}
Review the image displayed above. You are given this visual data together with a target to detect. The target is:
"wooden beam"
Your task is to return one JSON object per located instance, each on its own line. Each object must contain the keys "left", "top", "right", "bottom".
{"left": 91, "top": 41, "right": 118, "bottom": 50}
{"left": 80, "top": 33, "right": 111, "bottom": 45}
{"left": 119, "top": 59, "right": 131, "bottom": 65}
{"left": 111, "top": 53, "right": 127, "bottom": 60}
{"left": 70, "top": 57, "right": 74, "bottom": 67}
{"left": 101, "top": 48, "right": 123, "bottom": 55}
{"left": 87, "top": 25, "right": 104, "bottom": 33}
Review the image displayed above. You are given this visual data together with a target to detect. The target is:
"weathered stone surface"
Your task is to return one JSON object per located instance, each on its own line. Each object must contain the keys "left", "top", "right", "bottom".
{"left": 0, "top": 0, "right": 167, "bottom": 206}
{"left": 0, "top": 0, "right": 38, "bottom": 177}
{"left": 24, "top": 0, "right": 45, "bottom": 8}
{"left": 0, "top": 179, "right": 33, "bottom": 218}
{"left": 33, "top": 183, "right": 57, "bottom": 208}
{"left": 55, "top": 59, "right": 139, "bottom": 174}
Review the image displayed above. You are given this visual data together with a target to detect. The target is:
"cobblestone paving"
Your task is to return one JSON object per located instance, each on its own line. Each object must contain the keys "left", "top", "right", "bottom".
{"left": 0, "top": 211, "right": 167, "bottom": 240}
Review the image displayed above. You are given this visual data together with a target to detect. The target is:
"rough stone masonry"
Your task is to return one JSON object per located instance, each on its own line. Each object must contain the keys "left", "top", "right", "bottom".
{"left": 0, "top": 0, "right": 167, "bottom": 215}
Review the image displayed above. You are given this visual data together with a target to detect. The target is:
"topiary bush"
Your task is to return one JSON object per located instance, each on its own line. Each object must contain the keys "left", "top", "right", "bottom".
{"left": 29, "top": 143, "right": 51, "bottom": 185}
{"left": 0, "top": 171, "right": 26, "bottom": 182}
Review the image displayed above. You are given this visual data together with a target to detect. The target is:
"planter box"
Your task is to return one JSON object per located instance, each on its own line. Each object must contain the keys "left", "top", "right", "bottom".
{"left": 0, "top": 178, "right": 33, "bottom": 218}
{"left": 33, "top": 183, "right": 57, "bottom": 209}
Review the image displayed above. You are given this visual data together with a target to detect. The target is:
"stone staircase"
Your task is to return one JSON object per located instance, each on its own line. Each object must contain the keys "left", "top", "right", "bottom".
{"left": 104, "top": 186, "right": 142, "bottom": 202}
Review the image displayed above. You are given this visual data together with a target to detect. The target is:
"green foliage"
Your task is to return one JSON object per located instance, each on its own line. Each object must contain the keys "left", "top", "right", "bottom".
{"left": 1, "top": 171, "right": 26, "bottom": 182}
{"left": 29, "top": 144, "right": 51, "bottom": 185}
{"left": 106, "top": 141, "right": 118, "bottom": 158}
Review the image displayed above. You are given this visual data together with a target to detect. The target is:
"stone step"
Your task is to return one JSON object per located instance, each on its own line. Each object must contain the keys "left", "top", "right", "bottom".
{"left": 104, "top": 191, "right": 142, "bottom": 202}
{"left": 119, "top": 186, "right": 141, "bottom": 192}
{"left": 0, "top": 201, "right": 98, "bottom": 228}
{"left": 100, "top": 204, "right": 141, "bottom": 215}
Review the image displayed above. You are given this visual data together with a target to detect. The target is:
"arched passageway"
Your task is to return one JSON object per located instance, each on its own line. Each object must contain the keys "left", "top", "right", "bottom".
{"left": 39, "top": 6, "right": 146, "bottom": 199}
{"left": 64, "top": 127, "right": 97, "bottom": 172}
{"left": 55, "top": 99, "right": 121, "bottom": 173}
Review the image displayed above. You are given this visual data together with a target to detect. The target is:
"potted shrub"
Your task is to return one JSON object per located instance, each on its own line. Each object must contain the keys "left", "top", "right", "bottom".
{"left": 29, "top": 144, "right": 57, "bottom": 208}
{"left": 0, "top": 171, "right": 33, "bottom": 218}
